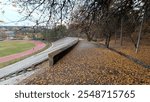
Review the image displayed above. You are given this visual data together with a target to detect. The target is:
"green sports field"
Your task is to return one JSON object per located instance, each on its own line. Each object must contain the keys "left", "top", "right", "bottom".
{"left": 0, "top": 40, "right": 35, "bottom": 57}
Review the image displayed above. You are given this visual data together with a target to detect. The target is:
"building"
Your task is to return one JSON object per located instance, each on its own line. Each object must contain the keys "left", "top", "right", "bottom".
{"left": 5, "top": 31, "right": 16, "bottom": 40}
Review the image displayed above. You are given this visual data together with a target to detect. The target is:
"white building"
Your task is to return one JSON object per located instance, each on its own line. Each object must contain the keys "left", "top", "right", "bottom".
{"left": 5, "top": 31, "right": 16, "bottom": 40}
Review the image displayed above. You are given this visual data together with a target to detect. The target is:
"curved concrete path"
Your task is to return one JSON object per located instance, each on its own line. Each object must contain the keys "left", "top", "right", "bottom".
{"left": 0, "top": 37, "right": 78, "bottom": 81}
{"left": 0, "top": 40, "right": 46, "bottom": 63}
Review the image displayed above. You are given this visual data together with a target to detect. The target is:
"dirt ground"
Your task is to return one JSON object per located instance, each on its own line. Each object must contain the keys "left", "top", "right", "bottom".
{"left": 20, "top": 40, "right": 150, "bottom": 85}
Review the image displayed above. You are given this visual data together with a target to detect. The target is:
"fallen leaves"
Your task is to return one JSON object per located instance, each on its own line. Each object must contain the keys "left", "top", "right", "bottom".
{"left": 19, "top": 40, "right": 150, "bottom": 85}
{"left": 116, "top": 40, "right": 150, "bottom": 65}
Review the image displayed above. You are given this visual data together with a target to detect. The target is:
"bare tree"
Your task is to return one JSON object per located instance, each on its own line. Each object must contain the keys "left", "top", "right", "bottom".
{"left": 13, "top": 0, "right": 150, "bottom": 50}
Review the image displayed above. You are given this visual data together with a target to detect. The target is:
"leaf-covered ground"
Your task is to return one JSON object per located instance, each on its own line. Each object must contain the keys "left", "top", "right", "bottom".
{"left": 109, "top": 38, "right": 150, "bottom": 65}
{"left": 20, "top": 40, "right": 150, "bottom": 85}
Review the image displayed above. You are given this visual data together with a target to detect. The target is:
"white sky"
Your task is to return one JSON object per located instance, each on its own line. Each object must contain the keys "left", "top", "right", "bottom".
{"left": 0, "top": 0, "right": 35, "bottom": 26}
{"left": 0, "top": 0, "right": 82, "bottom": 27}
{"left": 0, "top": 0, "right": 75, "bottom": 27}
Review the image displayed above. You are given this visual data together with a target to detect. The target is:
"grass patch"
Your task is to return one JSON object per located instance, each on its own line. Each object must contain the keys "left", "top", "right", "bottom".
{"left": 0, "top": 40, "right": 35, "bottom": 57}
{"left": 0, "top": 41, "right": 50, "bottom": 68}
{"left": 0, "top": 58, "right": 21, "bottom": 68}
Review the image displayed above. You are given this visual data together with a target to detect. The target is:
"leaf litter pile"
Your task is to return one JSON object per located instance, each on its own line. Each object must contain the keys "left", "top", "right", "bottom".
{"left": 20, "top": 40, "right": 150, "bottom": 85}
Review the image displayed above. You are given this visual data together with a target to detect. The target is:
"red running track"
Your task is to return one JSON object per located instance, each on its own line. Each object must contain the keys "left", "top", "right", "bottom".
{"left": 0, "top": 40, "right": 46, "bottom": 63}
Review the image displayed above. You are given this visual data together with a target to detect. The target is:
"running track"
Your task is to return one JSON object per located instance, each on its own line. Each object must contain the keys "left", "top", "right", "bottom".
{"left": 0, "top": 40, "right": 46, "bottom": 63}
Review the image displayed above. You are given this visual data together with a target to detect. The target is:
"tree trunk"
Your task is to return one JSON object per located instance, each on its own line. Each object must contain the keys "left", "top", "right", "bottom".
{"left": 105, "top": 33, "right": 111, "bottom": 48}
{"left": 115, "top": 29, "right": 117, "bottom": 44}
{"left": 129, "top": 34, "right": 136, "bottom": 48}
{"left": 86, "top": 33, "right": 92, "bottom": 41}
{"left": 120, "top": 18, "right": 123, "bottom": 45}
{"left": 120, "top": 0, "right": 123, "bottom": 46}
{"left": 135, "top": 14, "right": 144, "bottom": 53}
{"left": 107, "top": 35, "right": 111, "bottom": 48}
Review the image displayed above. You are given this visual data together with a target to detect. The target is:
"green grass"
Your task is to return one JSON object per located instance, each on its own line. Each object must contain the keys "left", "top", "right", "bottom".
{"left": 0, "top": 58, "right": 22, "bottom": 68}
{"left": 0, "top": 41, "right": 50, "bottom": 68}
{"left": 0, "top": 40, "right": 35, "bottom": 57}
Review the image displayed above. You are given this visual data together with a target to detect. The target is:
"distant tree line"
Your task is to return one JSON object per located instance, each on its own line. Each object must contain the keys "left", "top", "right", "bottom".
{"left": 41, "top": 25, "right": 68, "bottom": 41}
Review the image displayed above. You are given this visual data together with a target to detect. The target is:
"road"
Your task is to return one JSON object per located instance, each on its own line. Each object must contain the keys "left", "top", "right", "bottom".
{"left": 0, "top": 37, "right": 78, "bottom": 81}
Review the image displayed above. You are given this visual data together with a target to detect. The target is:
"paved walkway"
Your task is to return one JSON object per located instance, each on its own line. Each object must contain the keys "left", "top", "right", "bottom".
{"left": 0, "top": 40, "right": 46, "bottom": 63}
{"left": 0, "top": 37, "right": 78, "bottom": 83}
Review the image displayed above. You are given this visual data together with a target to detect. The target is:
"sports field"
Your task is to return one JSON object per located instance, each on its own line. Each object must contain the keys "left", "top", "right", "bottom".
{"left": 0, "top": 40, "right": 46, "bottom": 68}
{"left": 0, "top": 40, "right": 35, "bottom": 57}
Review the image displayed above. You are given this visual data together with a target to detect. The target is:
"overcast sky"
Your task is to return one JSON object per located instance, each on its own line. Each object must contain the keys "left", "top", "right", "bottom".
{"left": 0, "top": 0, "right": 35, "bottom": 26}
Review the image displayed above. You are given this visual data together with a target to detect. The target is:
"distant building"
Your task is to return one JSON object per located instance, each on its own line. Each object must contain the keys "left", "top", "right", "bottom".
{"left": 24, "top": 35, "right": 31, "bottom": 40}
{"left": 35, "top": 33, "right": 43, "bottom": 39}
{"left": 0, "top": 38, "right": 3, "bottom": 41}
{"left": 5, "top": 31, "right": 16, "bottom": 40}
{"left": 0, "top": 29, "right": 6, "bottom": 40}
